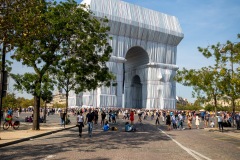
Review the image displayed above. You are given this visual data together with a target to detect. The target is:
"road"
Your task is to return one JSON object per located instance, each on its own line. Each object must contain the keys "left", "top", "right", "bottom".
{"left": 0, "top": 114, "right": 239, "bottom": 160}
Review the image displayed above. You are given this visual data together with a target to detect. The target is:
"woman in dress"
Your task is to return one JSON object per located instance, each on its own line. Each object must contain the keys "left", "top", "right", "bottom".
{"left": 195, "top": 114, "right": 200, "bottom": 129}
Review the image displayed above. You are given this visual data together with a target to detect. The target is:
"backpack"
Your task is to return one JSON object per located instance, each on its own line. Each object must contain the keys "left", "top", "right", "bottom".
{"left": 111, "top": 126, "right": 118, "bottom": 131}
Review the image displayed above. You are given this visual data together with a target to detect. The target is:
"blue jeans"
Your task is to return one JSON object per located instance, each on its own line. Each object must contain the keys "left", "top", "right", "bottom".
{"left": 61, "top": 118, "right": 65, "bottom": 126}
{"left": 88, "top": 122, "right": 93, "bottom": 137}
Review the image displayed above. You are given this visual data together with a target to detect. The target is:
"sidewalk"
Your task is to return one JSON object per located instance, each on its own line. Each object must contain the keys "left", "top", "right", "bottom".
{"left": 0, "top": 122, "right": 76, "bottom": 148}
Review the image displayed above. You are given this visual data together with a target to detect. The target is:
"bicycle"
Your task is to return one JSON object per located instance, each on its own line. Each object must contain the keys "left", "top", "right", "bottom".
{"left": 3, "top": 116, "right": 20, "bottom": 130}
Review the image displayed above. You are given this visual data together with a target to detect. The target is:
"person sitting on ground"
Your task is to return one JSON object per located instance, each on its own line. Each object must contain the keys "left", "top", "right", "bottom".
{"left": 103, "top": 121, "right": 110, "bottom": 131}
{"left": 125, "top": 122, "right": 136, "bottom": 132}
{"left": 125, "top": 122, "right": 132, "bottom": 132}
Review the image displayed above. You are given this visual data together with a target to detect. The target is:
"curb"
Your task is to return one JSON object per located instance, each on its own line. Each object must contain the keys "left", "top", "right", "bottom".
{"left": 0, "top": 125, "right": 76, "bottom": 148}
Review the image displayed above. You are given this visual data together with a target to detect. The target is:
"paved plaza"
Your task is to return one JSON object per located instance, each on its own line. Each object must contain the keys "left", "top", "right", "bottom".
{"left": 0, "top": 112, "right": 240, "bottom": 160}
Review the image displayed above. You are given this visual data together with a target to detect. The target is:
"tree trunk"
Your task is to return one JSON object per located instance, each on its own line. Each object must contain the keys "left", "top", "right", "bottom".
{"left": 65, "top": 91, "right": 69, "bottom": 124}
{"left": 214, "top": 96, "right": 218, "bottom": 128}
{"left": 232, "top": 98, "right": 236, "bottom": 127}
{"left": 32, "top": 95, "right": 40, "bottom": 130}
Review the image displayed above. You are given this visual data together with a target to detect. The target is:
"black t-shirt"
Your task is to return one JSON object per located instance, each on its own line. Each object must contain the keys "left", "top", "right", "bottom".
{"left": 60, "top": 113, "right": 66, "bottom": 119}
{"left": 101, "top": 112, "right": 106, "bottom": 119}
{"left": 86, "top": 112, "right": 95, "bottom": 122}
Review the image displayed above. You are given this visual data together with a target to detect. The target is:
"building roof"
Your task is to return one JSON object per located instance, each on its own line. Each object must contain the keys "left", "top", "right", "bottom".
{"left": 81, "top": 0, "right": 184, "bottom": 45}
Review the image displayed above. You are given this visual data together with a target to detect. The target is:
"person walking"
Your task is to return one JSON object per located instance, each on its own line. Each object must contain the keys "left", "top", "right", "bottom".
{"left": 217, "top": 113, "right": 224, "bottom": 132}
{"left": 195, "top": 114, "right": 200, "bottom": 129}
{"left": 235, "top": 112, "right": 240, "bottom": 130}
{"left": 130, "top": 110, "right": 134, "bottom": 125}
{"left": 187, "top": 115, "right": 192, "bottom": 129}
{"left": 77, "top": 111, "right": 84, "bottom": 137}
{"left": 155, "top": 112, "right": 160, "bottom": 125}
{"left": 166, "top": 112, "right": 171, "bottom": 131}
{"left": 85, "top": 109, "right": 95, "bottom": 137}
{"left": 178, "top": 113, "right": 184, "bottom": 130}
{"left": 204, "top": 112, "right": 210, "bottom": 128}
{"left": 60, "top": 110, "right": 66, "bottom": 128}
{"left": 101, "top": 111, "right": 106, "bottom": 126}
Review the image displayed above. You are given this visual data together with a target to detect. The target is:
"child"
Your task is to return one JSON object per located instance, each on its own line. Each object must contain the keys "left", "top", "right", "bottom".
{"left": 210, "top": 120, "right": 215, "bottom": 128}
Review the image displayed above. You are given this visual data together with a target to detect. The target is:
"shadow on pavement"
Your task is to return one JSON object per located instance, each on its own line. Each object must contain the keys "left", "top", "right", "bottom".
{"left": 0, "top": 121, "right": 171, "bottom": 160}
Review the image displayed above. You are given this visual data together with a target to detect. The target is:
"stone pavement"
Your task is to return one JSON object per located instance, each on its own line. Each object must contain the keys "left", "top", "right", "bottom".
{"left": 0, "top": 122, "right": 76, "bottom": 148}
{"left": 0, "top": 117, "right": 240, "bottom": 149}
{"left": 203, "top": 127, "right": 240, "bottom": 139}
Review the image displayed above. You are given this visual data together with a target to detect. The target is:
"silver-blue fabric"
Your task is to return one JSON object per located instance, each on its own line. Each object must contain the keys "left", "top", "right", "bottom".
{"left": 68, "top": 0, "right": 184, "bottom": 109}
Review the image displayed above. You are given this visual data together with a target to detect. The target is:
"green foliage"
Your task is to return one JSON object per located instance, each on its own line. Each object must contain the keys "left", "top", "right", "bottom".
{"left": 2, "top": 93, "right": 17, "bottom": 109}
{"left": 204, "top": 104, "right": 231, "bottom": 112}
{"left": 2, "top": 95, "right": 34, "bottom": 109}
{"left": 176, "top": 34, "right": 240, "bottom": 114}
{"left": 53, "top": 102, "right": 66, "bottom": 109}
{"left": 176, "top": 103, "right": 203, "bottom": 111}
{"left": 7, "top": 0, "right": 113, "bottom": 129}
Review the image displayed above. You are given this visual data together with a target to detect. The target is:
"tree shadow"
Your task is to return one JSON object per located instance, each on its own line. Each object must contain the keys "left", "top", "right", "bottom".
{"left": 0, "top": 120, "right": 171, "bottom": 160}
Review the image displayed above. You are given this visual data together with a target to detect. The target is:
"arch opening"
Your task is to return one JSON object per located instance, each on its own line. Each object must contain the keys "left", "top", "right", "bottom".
{"left": 131, "top": 75, "right": 142, "bottom": 109}
{"left": 125, "top": 46, "right": 149, "bottom": 70}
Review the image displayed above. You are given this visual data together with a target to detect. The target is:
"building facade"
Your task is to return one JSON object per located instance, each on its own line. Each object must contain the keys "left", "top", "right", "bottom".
{"left": 69, "top": 0, "right": 184, "bottom": 109}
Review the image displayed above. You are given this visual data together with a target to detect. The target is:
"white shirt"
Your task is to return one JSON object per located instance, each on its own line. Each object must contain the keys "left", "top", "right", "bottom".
{"left": 77, "top": 115, "right": 84, "bottom": 122}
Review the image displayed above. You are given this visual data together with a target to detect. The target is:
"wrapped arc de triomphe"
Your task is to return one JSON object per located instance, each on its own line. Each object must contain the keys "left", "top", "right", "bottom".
{"left": 68, "top": 0, "right": 184, "bottom": 110}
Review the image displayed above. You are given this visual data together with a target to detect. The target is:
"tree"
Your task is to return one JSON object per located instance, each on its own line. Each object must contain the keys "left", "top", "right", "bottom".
{"left": 2, "top": 93, "right": 17, "bottom": 109}
{"left": 175, "top": 66, "right": 222, "bottom": 116}
{"left": 51, "top": 0, "right": 114, "bottom": 113}
{"left": 10, "top": 0, "right": 113, "bottom": 130}
{"left": 53, "top": 50, "right": 114, "bottom": 115}
{"left": 176, "top": 34, "right": 240, "bottom": 126}
{"left": 0, "top": 0, "right": 16, "bottom": 126}
{"left": 198, "top": 35, "right": 240, "bottom": 125}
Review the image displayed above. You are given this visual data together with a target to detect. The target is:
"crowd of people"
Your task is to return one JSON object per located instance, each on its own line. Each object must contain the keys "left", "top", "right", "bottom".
{"left": 1, "top": 107, "right": 239, "bottom": 137}
{"left": 72, "top": 107, "right": 240, "bottom": 138}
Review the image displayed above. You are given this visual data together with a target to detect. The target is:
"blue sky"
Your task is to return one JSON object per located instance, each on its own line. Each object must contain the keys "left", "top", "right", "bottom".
{"left": 7, "top": 0, "right": 240, "bottom": 102}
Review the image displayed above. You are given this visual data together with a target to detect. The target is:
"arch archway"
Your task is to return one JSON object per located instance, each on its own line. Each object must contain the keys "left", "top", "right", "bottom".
{"left": 124, "top": 46, "right": 149, "bottom": 109}
{"left": 131, "top": 75, "right": 142, "bottom": 108}
{"left": 125, "top": 46, "right": 149, "bottom": 70}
